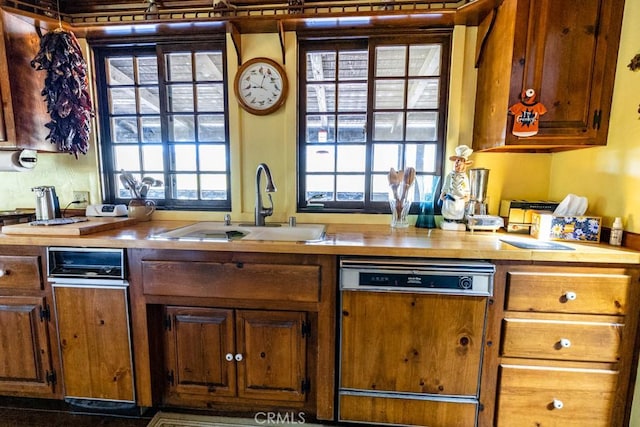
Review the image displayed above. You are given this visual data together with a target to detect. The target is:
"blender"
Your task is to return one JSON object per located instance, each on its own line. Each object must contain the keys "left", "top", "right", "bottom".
{"left": 466, "top": 168, "right": 490, "bottom": 217}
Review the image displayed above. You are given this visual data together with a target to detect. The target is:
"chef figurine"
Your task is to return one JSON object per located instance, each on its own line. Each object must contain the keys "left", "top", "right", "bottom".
{"left": 440, "top": 145, "right": 473, "bottom": 223}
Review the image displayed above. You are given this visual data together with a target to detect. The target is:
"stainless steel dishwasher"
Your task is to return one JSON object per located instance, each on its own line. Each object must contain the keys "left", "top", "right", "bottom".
{"left": 338, "top": 257, "right": 495, "bottom": 427}
{"left": 47, "top": 247, "right": 136, "bottom": 413}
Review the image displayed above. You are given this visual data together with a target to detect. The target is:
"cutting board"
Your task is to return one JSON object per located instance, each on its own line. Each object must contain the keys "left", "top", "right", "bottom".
{"left": 1, "top": 217, "right": 137, "bottom": 236}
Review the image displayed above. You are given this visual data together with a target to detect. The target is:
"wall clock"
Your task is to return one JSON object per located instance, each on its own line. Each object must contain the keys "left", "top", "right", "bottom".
{"left": 234, "top": 57, "right": 288, "bottom": 116}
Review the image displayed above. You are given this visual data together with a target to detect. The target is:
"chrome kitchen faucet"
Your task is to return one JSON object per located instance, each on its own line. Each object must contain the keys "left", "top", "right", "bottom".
{"left": 255, "top": 163, "right": 277, "bottom": 226}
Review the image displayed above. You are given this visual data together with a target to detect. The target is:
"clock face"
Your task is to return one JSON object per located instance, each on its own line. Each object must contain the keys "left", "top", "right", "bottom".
{"left": 234, "top": 58, "right": 288, "bottom": 115}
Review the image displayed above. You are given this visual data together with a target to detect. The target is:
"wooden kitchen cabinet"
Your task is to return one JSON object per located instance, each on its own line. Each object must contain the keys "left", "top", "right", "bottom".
{"left": 473, "top": 0, "right": 625, "bottom": 152}
{"left": 127, "top": 249, "right": 336, "bottom": 419}
{"left": 0, "top": 10, "right": 54, "bottom": 151}
{"left": 163, "top": 306, "right": 308, "bottom": 406}
{"left": 0, "top": 247, "right": 61, "bottom": 398}
{"left": 493, "top": 264, "right": 640, "bottom": 427}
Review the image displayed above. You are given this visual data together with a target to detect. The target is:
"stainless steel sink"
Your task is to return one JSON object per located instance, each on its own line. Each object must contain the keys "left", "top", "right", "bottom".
{"left": 151, "top": 222, "right": 326, "bottom": 242}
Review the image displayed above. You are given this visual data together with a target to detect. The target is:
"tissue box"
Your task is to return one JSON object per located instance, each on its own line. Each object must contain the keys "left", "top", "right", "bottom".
{"left": 530, "top": 212, "right": 602, "bottom": 242}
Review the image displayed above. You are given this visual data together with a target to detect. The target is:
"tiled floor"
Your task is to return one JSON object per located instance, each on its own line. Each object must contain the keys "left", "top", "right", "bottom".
{"left": 0, "top": 397, "right": 152, "bottom": 427}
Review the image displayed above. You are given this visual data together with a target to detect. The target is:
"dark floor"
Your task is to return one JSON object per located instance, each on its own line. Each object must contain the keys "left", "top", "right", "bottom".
{"left": 0, "top": 397, "right": 152, "bottom": 427}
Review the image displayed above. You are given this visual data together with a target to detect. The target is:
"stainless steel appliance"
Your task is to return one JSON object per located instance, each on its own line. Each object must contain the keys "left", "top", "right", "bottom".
{"left": 47, "top": 247, "right": 136, "bottom": 414}
{"left": 467, "top": 168, "right": 490, "bottom": 216}
{"left": 32, "top": 186, "right": 61, "bottom": 220}
{"left": 338, "top": 257, "right": 495, "bottom": 427}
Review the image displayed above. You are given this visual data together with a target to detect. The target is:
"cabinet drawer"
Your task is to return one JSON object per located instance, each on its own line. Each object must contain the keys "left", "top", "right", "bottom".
{"left": 142, "top": 260, "right": 320, "bottom": 302}
{"left": 502, "top": 318, "right": 622, "bottom": 362}
{"left": 0, "top": 256, "right": 41, "bottom": 290}
{"left": 497, "top": 365, "right": 617, "bottom": 427}
{"left": 506, "top": 271, "right": 629, "bottom": 315}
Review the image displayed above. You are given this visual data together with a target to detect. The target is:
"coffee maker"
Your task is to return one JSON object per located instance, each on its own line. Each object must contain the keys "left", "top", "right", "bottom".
{"left": 466, "top": 168, "right": 489, "bottom": 217}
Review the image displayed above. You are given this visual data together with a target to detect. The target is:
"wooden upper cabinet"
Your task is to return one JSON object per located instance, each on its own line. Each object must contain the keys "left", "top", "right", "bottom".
{"left": 473, "top": 0, "right": 625, "bottom": 152}
{"left": 0, "top": 10, "right": 54, "bottom": 151}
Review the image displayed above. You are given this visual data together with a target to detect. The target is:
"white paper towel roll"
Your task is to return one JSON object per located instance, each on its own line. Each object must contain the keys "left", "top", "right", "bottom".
{"left": 0, "top": 150, "right": 37, "bottom": 172}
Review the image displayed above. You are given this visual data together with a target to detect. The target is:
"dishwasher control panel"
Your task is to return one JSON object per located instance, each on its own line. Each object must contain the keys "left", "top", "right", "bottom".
{"left": 340, "top": 257, "right": 494, "bottom": 296}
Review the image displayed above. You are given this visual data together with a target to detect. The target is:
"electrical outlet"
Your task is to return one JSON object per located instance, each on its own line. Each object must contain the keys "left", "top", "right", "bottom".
{"left": 72, "top": 191, "right": 90, "bottom": 208}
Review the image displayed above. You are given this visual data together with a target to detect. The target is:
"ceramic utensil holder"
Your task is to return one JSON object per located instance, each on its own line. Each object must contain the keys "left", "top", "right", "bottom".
{"left": 128, "top": 199, "right": 155, "bottom": 221}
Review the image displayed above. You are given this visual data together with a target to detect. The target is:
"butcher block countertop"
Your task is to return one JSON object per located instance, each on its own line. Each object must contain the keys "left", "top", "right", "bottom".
{"left": 0, "top": 220, "right": 638, "bottom": 264}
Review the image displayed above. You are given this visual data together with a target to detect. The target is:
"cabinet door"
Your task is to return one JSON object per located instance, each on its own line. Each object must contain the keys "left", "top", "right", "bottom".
{"left": 236, "top": 310, "right": 307, "bottom": 402}
{"left": 0, "top": 296, "right": 57, "bottom": 396}
{"left": 54, "top": 286, "right": 134, "bottom": 401}
{"left": 164, "top": 306, "right": 237, "bottom": 400}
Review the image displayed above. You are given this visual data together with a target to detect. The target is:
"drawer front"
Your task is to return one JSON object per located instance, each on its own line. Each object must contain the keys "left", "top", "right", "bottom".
{"left": 497, "top": 365, "right": 617, "bottom": 427}
{"left": 142, "top": 260, "right": 320, "bottom": 302}
{"left": 0, "top": 256, "right": 42, "bottom": 290}
{"left": 340, "top": 393, "right": 477, "bottom": 427}
{"left": 502, "top": 318, "right": 622, "bottom": 362}
{"left": 506, "top": 271, "right": 629, "bottom": 315}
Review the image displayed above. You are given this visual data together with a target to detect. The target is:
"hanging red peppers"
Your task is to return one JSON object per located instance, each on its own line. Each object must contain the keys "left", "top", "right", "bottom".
{"left": 31, "top": 28, "right": 93, "bottom": 158}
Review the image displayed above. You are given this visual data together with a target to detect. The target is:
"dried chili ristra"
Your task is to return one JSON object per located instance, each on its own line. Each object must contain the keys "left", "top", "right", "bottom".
{"left": 31, "top": 28, "right": 93, "bottom": 158}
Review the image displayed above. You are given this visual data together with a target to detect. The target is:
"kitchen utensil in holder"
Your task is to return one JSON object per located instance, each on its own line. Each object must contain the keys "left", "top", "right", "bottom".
{"left": 388, "top": 167, "right": 416, "bottom": 228}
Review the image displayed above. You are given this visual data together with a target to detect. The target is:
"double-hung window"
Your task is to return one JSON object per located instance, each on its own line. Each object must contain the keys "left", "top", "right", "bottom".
{"left": 298, "top": 32, "right": 451, "bottom": 213}
{"left": 94, "top": 40, "right": 230, "bottom": 210}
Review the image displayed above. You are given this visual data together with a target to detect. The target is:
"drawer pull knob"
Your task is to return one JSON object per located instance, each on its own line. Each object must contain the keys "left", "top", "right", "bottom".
{"left": 225, "top": 353, "right": 234, "bottom": 362}
{"left": 0, "top": 269, "right": 6, "bottom": 277}
{"left": 559, "top": 338, "right": 571, "bottom": 348}
{"left": 234, "top": 353, "right": 243, "bottom": 362}
{"left": 552, "top": 399, "right": 564, "bottom": 410}
{"left": 565, "top": 291, "right": 577, "bottom": 301}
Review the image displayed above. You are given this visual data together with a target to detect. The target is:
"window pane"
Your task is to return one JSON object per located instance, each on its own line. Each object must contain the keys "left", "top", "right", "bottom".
{"left": 199, "top": 145, "right": 226, "bottom": 171}
{"left": 337, "top": 145, "right": 365, "bottom": 172}
{"left": 112, "top": 117, "right": 138, "bottom": 143}
{"left": 338, "top": 51, "right": 368, "bottom": 80}
{"left": 306, "top": 51, "right": 336, "bottom": 81}
{"left": 306, "top": 175, "right": 334, "bottom": 201}
{"left": 306, "top": 115, "right": 335, "bottom": 143}
{"left": 307, "top": 84, "right": 336, "bottom": 113}
{"left": 141, "top": 117, "right": 161, "bottom": 142}
{"left": 371, "top": 174, "right": 390, "bottom": 201}
{"left": 168, "top": 84, "right": 194, "bottom": 112}
{"left": 114, "top": 145, "right": 140, "bottom": 171}
{"left": 167, "top": 53, "right": 192, "bottom": 82}
{"left": 137, "top": 56, "right": 158, "bottom": 84}
{"left": 406, "top": 112, "right": 438, "bottom": 141}
{"left": 376, "top": 46, "right": 406, "bottom": 77}
{"left": 110, "top": 88, "right": 137, "bottom": 114}
{"left": 338, "top": 83, "right": 367, "bottom": 112}
{"left": 107, "top": 57, "right": 134, "bottom": 85}
{"left": 173, "top": 174, "right": 198, "bottom": 199}
{"left": 200, "top": 174, "right": 227, "bottom": 200}
{"left": 372, "top": 143, "right": 401, "bottom": 172}
{"left": 169, "top": 115, "right": 195, "bottom": 141}
{"left": 138, "top": 86, "right": 160, "bottom": 114}
{"left": 337, "top": 114, "right": 366, "bottom": 142}
{"left": 197, "top": 84, "right": 224, "bottom": 112}
{"left": 171, "top": 144, "right": 197, "bottom": 171}
{"left": 141, "top": 145, "right": 164, "bottom": 171}
{"left": 198, "top": 115, "right": 225, "bottom": 142}
{"left": 409, "top": 44, "right": 440, "bottom": 76}
{"left": 375, "top": 80, "right": 405, "bottom": 109}
{"left": 374, "top": 112, "right": 404, "bottom": 141}
{"left": 336, "top": 174, "right": 364, "bottom": 201}
{"left": 195, "top": 52, "right": 223, "bottom": 81}
{"left": 405, "top": 143, "right": 437, "bottom": 173}
{"left": 306, "top": 146, "right": 335, "bottom": 172}
{"left": 407, "top": 79, "right": 439, "bottom": 109}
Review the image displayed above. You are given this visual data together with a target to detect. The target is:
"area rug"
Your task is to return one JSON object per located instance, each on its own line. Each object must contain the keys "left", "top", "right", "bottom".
{"left": 147, "top": 411, "right": 329, "bottom": 427}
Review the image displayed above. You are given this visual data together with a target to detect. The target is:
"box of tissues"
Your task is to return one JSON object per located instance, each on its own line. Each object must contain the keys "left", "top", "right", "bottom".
{"left": 530, "top": 212, "right": 602, "bottom": 242}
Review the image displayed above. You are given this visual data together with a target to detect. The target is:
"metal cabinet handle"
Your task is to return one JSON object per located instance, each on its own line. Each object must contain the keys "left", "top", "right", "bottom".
{"left": 564, "top": 291, "right": 577, "bottom": 301}
{"left": 234, "top": 353, "right": 243, "bottom": 362}
{"left": 225, "top": 353, "right": 234, "bottom": 362}
{"left": 0, "top": 269, "right": 5, "bottom": 277}
{"left": 559, "top": 338, "right": 571, "bottom": 348}
{"left": 552, "top": 399, "right": 564, "bottom": 409}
